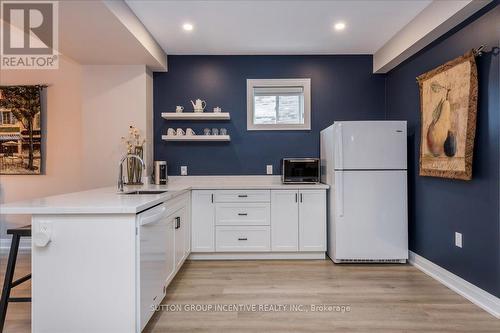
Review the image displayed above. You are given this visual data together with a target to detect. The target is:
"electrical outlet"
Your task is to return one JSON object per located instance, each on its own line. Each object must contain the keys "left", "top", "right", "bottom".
{"left": 455, "top": 232, "right": 462, "bottom": 248}
{"left": 180, "top": 166, "right": 188, "bottom": 176}
{"left": 266, "top": 165, "right": 273, "bottom": 175}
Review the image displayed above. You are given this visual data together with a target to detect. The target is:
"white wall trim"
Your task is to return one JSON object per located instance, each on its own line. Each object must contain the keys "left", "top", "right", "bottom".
{"left": 373, "top": 0, "right": 493, "bottom": 73}
{"left": 0, "top": 237, "right": 31, "bottom": 250}
{"left": 189, "top": 252, "right": 325, "bottom": 260}
{"left": 409, "top": 251, "right": 500, "bottom": 319}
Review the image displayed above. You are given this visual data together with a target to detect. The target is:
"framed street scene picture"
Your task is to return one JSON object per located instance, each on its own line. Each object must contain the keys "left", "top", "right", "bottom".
{"left": 0, "top": 85, "right": 43, "bottom": 175}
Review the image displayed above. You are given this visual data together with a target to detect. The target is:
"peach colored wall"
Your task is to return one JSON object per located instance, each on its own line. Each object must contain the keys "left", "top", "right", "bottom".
{"left": 0, "top": 56, "right": 84, "bottom": 237}
{"left": 0, "top": 62, "right": 153, "bottom": 241}
{"left": 81, "top": 65, "right": 152, "bottom": 190}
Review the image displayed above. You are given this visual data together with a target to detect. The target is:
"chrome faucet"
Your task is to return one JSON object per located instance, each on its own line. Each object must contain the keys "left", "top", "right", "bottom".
{"left": 118, "top": 154, "right": 146, "bottom": 192}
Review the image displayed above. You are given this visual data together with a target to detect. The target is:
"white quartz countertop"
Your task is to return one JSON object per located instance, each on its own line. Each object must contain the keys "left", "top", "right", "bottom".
{"left": 1, "top": 176, "right": 329, "bottom": 215}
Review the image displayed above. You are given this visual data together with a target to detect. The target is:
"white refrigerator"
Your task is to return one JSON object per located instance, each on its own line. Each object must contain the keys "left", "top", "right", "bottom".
{"left": 320, "top": 121, "right": 408, "bottom": 263}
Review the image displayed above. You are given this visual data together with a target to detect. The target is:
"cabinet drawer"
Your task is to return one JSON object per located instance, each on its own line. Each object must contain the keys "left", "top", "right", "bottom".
{"left": 215, "top": 226, "right": 270, "bottom": 252}
{"left": 216, "top": 203, "right": 270, "bottom": 226}
{"left": 215, "top": 190, "right": 270, "bottom": 203}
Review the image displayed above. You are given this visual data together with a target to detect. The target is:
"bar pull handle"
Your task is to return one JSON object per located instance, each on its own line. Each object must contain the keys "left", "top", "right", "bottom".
{"left": 300, "top": 193, "right": 303, "bottom": 203}
{"left": 238, "top": 194, "right": 248, "bottom": 198}
{"left": 336, "top": 123, "right": 344, "bottom": 170}
{"left": 238, "top": 213, "right": 248, "bottom": 216}
{"left": 295, "top": 193, "right": 298, "bottom": 202}
{"left": 238, "top": 237, "right": 248, "bottom": 241}
{"left": 335, "top": 172, "right": 344, "bottom": 217}
{"left": 175, "top": 216, "right": 181, "bottom": 229}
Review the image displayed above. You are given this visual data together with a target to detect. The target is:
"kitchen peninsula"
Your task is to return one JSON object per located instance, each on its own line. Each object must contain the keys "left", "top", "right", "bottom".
{"left": 1, "top": 176, "right": 328, "bottom": 333}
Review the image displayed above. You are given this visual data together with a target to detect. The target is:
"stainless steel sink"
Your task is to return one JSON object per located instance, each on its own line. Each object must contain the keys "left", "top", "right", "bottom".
{"left": 121, "top": 190, "right": 168, "bottom": 195}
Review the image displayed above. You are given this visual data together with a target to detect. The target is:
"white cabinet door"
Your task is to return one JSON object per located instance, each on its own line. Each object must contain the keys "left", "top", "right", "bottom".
{"left": 191, "top": 190, "right": 215, "bottom": 252}
{"left": 174, "top": 206, "right": 187, "bottom": 270}
{"left": 165, "top": 218, "right": 175, "bottom": 284}
{"left": 299, "top": 190, "right": 326, "bottom": 252}
{"left": 184, "top": 195, "right": 191, "bottom": 258}
{"left": 271, "top": 190, "right": 299, "bottom": 251}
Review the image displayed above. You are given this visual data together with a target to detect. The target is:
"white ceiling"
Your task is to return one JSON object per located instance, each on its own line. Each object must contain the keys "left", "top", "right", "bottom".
{"left": 125, "top": 0, "right": 432, "bottom": 55}
{"left": 58, "top": 0, "right": 166, "bottom": 70}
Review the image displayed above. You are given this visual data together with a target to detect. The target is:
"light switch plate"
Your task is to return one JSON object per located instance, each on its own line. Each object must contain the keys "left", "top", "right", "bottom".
{"left": 180, "top": 166, "right": 188, "bottom": 176}
{"left": 455, "top": 232, "right": 462, "bottom": 248}
{"left": 266, "top": 165, "right": 273, "bottom": 175}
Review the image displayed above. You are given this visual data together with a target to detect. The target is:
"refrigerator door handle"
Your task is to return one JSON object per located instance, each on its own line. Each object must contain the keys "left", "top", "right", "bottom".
{"left": 336, "top": 124, "right": 344, "bottom": 170}
{"left": 335, "top": 172, "right": 344, "bottom": 217}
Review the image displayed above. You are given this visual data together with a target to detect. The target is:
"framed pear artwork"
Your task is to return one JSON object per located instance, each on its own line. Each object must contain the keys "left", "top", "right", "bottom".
{"left": 417, "top": 50, "right": 478, "bottom": 180}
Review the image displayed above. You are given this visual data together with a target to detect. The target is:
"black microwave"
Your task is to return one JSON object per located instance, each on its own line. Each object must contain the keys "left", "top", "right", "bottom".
{"left": 282, "top": 158, "right": 320, "bottom": 184}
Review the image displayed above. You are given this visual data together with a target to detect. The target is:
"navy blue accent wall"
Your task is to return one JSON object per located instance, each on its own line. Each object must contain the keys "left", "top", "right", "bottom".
{"left": 386, "top": 4, "right": 500, "bottom": 296}
{"left": 154, "top": 55, "right": 386, "bottom": 175}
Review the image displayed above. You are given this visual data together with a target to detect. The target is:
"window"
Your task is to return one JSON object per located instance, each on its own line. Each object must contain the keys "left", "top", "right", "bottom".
{"left": 247, "top": 79, "right": 311, "bottom": 130}
{"left": 0, "top": 111, "right": 14, "bottom": 125}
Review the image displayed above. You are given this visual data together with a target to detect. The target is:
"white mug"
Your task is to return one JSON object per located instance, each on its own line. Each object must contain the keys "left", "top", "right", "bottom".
{"left": 186, "top": 128, "right": 196, "bottom": 136}
{"left": 176, "top": 105, "right": 184, "bottom": 113}
{"left": 167, "top": 128, "right": 175, "bottom": 136}
{"left": 213, "top": 106, "right": 222, "bottom": 113}
{"left": 176, "top": 128, "right": 185, "bottom": 136}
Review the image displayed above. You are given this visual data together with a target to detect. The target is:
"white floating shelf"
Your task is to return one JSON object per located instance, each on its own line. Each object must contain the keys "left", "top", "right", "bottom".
{"left": 162, "top": 135, "right": 230, "bottom": 142}
{"left": 161, "top": 112, "right": 230, "bottom": 120}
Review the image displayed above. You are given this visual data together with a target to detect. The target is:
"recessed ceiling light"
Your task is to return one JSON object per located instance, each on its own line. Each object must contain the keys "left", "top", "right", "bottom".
{"left": 334, "top": 22, "right": 346, "bottom": 31}
{"left": 183, "top": 23, "right": 194, "bottom": 31}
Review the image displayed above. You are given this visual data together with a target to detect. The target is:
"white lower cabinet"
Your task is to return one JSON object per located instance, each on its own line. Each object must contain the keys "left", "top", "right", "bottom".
{"left": 191, "top": 190, "right": 215, "bottom": 252}
{"left": 271, "top": 189, "right": 326, "bottom": 252}
{"left": 191, "top": 189, "right": 326, "bottom": 256}
{"left": 271, "top": 190, "right": 299, "bottom": 251}
{"left": 184, "top": 194, "right": 191, "bottom": 257}
{"left": 174, "top": 205, "right": 188, "bottom": 269}
{"left": 298, "top": 190, "right": 327, "bottom": 251}
{"left": 165, "top": 217, "right": 175, "bottom": 284}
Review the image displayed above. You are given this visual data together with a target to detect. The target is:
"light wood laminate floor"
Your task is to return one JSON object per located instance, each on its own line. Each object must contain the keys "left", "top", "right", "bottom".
{"left": 1, "top": 252, "right": 499, "bottom": 332}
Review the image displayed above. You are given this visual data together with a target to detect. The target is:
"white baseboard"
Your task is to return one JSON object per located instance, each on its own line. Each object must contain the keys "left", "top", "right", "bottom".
{"left": 0, "top": 237, "right": 31, "bottom": 250}
{"left": 189, "top": 252, "right": 325, "bottom": 260}
{"left": 409, "top": 251, "right": 500, "bottom": 319}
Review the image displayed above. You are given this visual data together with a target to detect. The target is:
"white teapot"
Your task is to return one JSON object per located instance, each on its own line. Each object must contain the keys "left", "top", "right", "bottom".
{"left": 190, "top": 99, "right": 206, "bottom": 112}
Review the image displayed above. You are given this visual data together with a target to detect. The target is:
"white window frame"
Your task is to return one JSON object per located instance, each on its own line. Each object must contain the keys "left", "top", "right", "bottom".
{"left": 247, "top": 78, "right": 311, "bottom": 131}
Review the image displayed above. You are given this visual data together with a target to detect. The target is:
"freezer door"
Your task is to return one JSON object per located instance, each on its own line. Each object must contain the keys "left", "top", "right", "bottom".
{"left": 334, "top": 121, "right": 407, "bottom": 170}
{"left": 333, "top": 170, "right": 408, "bottom": 261}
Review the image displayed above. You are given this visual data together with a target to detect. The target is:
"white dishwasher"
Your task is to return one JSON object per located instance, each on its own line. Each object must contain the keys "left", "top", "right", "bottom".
{"left": 137, "top": 203, "right": 172, "bottom": 332}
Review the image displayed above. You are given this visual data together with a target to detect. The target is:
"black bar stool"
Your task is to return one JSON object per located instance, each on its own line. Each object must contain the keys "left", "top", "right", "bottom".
{"left": 0, "top": 226, "right": 31, "bottom": 332}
